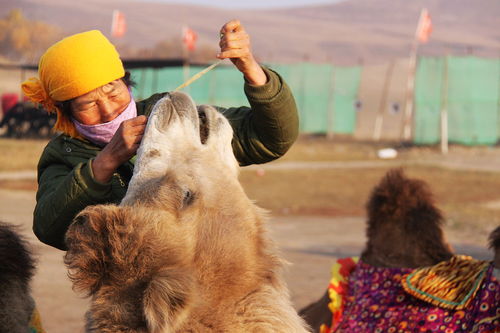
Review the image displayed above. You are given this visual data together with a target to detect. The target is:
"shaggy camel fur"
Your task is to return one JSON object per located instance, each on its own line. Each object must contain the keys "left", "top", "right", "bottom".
{"left": 0, "top": 222, "right": 36, "bottom": 332}
{"left": 490, "top": 226, "right": 500, "bottom": 280}
{"left": 300, "top": 169, "right": 499, "bottom": 332}
{"left": 361, "top": 168, "right": 454, "bottom": 268}
{"left": 64, "top": 92, "right": 310, "bottom": 333}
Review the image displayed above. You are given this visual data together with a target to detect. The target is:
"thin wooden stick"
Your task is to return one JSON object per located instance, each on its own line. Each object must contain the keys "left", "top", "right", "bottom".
{"left": 174, "top": 59, "right": 224, "bottom": 91}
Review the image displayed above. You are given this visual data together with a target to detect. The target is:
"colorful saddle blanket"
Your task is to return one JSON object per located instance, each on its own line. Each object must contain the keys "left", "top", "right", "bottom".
{"left": 30, "top": 307, "right": 46, "bottom": 333}
{"left": 402, "top": 255, "right": 491, "bottom": 310}
{"left": 320, "top": 257, "right": 359, "bottom": 333}
{"left": 324, "top": 257, "right": 499, "bottom": 333}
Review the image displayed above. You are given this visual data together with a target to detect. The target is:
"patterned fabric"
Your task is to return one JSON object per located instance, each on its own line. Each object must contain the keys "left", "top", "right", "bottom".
{"left": 336, "top": 260, "right": 499, "bottom": 332}
{"left": 402, "top": 255, "right": 490, "bottom": 310}
{"left": 320, "top": 257, "right": 359, "bottom": 333}
{"left": 29, "top": 308, "right": 46, "bottom": 333}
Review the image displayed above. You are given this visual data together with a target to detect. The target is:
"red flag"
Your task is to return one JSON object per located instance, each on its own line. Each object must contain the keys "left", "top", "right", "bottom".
{"left": 416, "top": 8, "right": 432, "bottom": 43}
{"left": 111, "top": 10, "right": 126, "bottom": 38}
{"left": 183, "top": 26, "right": 198, "bottom": 51}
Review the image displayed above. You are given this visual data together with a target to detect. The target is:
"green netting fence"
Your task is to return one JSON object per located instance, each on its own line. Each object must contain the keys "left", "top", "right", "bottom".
{"left": 129, "top": 63, "right": 362, "bottom": 135}
{"left": 129, "top": 57, "right": 499, "bottom": 144}
{"left": 415, "top": 56, "right": 500, "bottom": 145}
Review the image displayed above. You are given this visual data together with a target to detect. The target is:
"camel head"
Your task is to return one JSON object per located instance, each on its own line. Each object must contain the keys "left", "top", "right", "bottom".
{"left": 117, "top": 92, "right": 265, "bottom": 284}
{"left": 121, "top": 92, "right": 238, "bottom": 205}
{"left": 121, "top": 92, "right": 239, "bottom": 206}
{"left": 64, "top": 92, "right": 294, "bottom": 332}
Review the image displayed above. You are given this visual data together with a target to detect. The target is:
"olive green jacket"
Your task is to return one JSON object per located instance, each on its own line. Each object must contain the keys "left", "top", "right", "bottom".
{"left": 34, "top": 67, "right": 298, "bottom": 250}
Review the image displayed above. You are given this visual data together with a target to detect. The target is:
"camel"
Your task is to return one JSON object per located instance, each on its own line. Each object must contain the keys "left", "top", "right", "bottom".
{"left": 490, "top": 226, "right": 500, "bottom": 281}
{"left": 0, "top": 222, "right": 44, "bottom": 332}
{"left": 64, "top": 91, "right": 310, "bottom": 333}
{"left": 300, "top": 169, "right": 499, "bottom": 332}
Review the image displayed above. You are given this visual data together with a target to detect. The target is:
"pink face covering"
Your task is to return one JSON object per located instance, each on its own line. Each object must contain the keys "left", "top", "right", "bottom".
{"left": 73, "top": 92, "right": 137, "bottom": 146}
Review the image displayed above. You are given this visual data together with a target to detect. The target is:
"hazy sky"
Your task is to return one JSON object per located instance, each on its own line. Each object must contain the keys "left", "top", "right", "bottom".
{"left": 137, "top": 0, "right": 344, "bottom": 9}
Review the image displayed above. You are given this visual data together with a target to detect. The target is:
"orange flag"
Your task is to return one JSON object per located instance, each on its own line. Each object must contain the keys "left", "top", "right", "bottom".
{"left": 416, "top": 8, "right": 432, "bottom": 43}
{"left": 111, "top": 10, "right": 126, "bottom": 38}
{"left": 183, "top": 26, "right": 198, "bottom": 51}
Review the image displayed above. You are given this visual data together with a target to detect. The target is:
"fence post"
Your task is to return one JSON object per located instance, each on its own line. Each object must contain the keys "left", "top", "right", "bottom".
{"left": 299, "top": 62, "right": 307, "bottom": 132}
{"left": 373, "top": 60, "right": 395, "bottom": 141}
{"left": 497, "top": 57, "right": 500, "bottom": 143}
{"left": 327, "top": 65, "right": 336, "bottom": 140}
{"left": 440, "top": 56, "right": 449, "bottom": 154}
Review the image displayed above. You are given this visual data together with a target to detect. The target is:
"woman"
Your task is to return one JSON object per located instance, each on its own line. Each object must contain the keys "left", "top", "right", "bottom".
{"left": 22, "top": 20, "right": 299, "bottom": 251}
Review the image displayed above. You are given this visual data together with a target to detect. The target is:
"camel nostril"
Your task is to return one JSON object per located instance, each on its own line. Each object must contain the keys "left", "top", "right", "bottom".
{"left": 153, "top": 98, "right": 175, "bottom": 133}
{"left": 198, "top": 110, "right": 209, "bottom": 144}
{"left": 182, "top": 189, "right": 195, "bottom": 208}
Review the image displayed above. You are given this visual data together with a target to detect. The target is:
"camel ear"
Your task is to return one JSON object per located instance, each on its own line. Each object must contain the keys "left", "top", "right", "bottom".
{"left": 143, "top": 267, "right": 194, "bottom": 333}
{"left": 64, "top": 205, "right": 121, "bottom": 296}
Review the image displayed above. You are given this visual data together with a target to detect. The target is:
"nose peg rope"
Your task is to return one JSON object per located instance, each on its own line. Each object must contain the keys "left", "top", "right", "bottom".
{"left": 174, "top": 59, "right": 224, "bottom": 92}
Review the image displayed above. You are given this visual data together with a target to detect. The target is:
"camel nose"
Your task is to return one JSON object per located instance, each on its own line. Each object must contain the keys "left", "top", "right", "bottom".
{"left": 169, "top": 91, "right": 200, "bottom": 131}
{"left": 150, "top": 92, "right": 200, "bottom": 136}
{"left": 153, "top": 97, "right": 173, "bottom": 132}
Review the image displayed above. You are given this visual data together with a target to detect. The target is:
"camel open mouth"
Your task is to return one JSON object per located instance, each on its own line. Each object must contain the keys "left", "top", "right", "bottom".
{"left": 198, "top": 109, "right": 209, "bottom": 144}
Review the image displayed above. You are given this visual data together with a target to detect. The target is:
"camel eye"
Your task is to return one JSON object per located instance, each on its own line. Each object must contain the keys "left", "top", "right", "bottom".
{"left": 182, "top": 189, "right": 195, "bottom": 208}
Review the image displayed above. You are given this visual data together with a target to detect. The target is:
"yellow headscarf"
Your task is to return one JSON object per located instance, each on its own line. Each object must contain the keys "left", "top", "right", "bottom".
{"left": 21, "top": 30, "right": 125, "bottom": 137}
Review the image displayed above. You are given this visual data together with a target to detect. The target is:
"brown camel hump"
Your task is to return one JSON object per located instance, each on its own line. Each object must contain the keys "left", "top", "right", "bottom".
{"left": 366, "top": 168, "right": 441, "bottom": 229}
{"left": 362, "top": 168, "right": 453, "bottom": 268}
{"left": 489, "top": 226, "right": 500, "bottom": 250}
{"left": 489, "top": 226, "right": 500, "bottom": 269}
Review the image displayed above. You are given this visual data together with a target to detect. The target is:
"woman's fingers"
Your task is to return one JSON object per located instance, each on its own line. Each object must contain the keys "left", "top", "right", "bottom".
{"left": 218, "top": 48, "right": 249, "bottom": 60}
{"left": 220, "top": 19, "right": 243, "bottom": 36}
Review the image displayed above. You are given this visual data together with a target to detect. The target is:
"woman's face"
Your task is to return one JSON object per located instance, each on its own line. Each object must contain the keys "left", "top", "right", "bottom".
{"left": 70, "top": 79, "right": 130, "bottom": 125}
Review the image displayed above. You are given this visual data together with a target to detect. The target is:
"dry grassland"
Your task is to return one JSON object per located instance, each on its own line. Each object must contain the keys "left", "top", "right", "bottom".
{"left": 0, "top": 138, "right": 47, "bottom": 171}
{"left": 1, "top": 136, "right": 499, "bottom": 239}
{"left": 0, "top": 136, "right": 498, "bottom": 333}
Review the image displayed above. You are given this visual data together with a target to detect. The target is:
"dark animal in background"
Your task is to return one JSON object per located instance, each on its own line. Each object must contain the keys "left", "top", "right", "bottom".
{"left": 0, "top": 222, "right": 37, "bottom": 332}
{"left": 0, "top": 102, "right": 56, "bottom": 138}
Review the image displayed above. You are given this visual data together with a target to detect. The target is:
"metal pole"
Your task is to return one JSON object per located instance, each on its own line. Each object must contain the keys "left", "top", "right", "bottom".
{"left": 402, "top": 42, "right": 418, "bottom": 142}
{"left": 497, "top": 55, "right": 500, "bottom": 144}
{"left": 327, "top": 65, "right": 336, "bottom": 140}
{"left": 299, "top": 59, "right": 307, "bottom": 132}
{"left": 182, "top": 31, "right": 190, "bottom": 95}
{"left": 373, "top": 59, "right": 395, "bottom": 141}
{"left": 401, "top": 8, "right": 426, "bottom": 143}
{"left": 440, "top": 56, "right": 449, "bottom": 154}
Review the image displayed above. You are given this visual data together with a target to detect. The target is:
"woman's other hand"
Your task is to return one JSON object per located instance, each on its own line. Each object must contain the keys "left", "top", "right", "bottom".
{"left": 92, "top": 115, "right": 147, "bottom": 183}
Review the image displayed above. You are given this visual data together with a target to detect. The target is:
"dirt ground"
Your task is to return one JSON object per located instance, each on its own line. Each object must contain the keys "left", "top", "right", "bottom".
{"left": 0, "top": 187, "right": 493, "bottom": 333}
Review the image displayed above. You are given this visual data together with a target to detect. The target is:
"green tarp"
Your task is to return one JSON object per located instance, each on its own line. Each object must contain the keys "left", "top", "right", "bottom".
{"left": 130, "top": 57, "right": 499, "bottom": 144}
{"left": 415, "top": 56, "right": 500, "bottom": 145}
{"left": 129, "top": 63, "right": 362, "bottom": 135}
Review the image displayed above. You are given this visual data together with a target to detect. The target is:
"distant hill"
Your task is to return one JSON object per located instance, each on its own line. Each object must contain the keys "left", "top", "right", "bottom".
{"left": 1, "top": 0, "right": 499, "bottom": 64}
